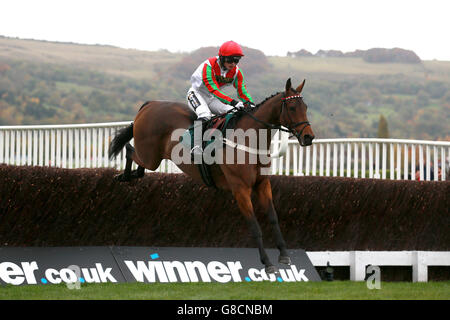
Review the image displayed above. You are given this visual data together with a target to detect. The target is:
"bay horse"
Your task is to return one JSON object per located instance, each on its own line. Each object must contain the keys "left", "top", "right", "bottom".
{"left": 109, "top": 78, "right": 315, "bottom": 274}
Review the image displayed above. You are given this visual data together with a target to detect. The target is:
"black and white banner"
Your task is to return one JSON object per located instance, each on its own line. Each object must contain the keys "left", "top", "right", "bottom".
{"left": 0, "top": 247, "right": 321, "bottom": 285}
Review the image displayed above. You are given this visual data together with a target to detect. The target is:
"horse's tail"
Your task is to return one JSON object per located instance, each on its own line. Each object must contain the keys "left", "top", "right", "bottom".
{"left": 109, "top": 123, "right": 134, "bottom": 160}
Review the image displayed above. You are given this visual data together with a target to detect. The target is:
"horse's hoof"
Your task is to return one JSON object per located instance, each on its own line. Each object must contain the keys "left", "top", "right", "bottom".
{"left": 114, "top": 174, "right": 130, "bottom": 182}
{"left": 130, "top": 170, "right": 144, "bottom": 179}
{"left": 279, "top": 256, "right": 292, "bottom": 265}
{"left": 265, "top": 265, "right": 278, "bottom": 274}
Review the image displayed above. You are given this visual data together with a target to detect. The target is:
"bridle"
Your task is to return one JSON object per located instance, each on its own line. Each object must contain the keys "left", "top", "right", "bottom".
{"left": 280, "top": 93, "right": 311, "bottom": 140}
{"left": 242, "top": 92, "right": 311, "bottom": 140}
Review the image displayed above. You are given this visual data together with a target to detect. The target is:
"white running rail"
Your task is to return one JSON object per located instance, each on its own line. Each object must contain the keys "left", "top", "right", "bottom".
{"left": 0, "top": 122, "right": 449, "bottom": 181}
{"left": 307, "top": 251, "right": 450, "bottom": 282}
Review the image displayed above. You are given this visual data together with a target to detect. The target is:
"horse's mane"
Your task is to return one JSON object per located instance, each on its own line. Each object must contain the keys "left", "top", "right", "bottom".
{"left": 227, "top": 91, "right": 282, "bottom": 127}
{"left": 234, "top": 91, "right": 282, "bottom": 117}
{"left": 249, "top": 92, "right": 282, "bottom": 113}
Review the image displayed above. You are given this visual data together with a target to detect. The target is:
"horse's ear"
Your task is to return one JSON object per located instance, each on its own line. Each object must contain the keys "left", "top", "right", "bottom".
{"left": 285, "top": 78, "right": 292, "bottom": 92}
{"left": 296, "top": 79, "right": 306, "bottom": 93}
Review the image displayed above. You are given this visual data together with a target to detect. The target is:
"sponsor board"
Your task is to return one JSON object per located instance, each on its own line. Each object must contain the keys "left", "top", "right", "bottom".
{"left": 0, "top": 247, "right": 123, "bottom": 286}
{"left": 0, "top": 247, "right": 320, "bottom": 285}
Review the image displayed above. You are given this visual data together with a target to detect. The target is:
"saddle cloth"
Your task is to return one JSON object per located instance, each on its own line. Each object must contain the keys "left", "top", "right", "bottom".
{"left": 180, "top": 113, "right": 236, "bottom": 188}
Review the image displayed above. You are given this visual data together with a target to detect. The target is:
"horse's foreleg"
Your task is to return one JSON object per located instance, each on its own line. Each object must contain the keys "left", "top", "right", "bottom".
{"left": 255, "top": 178, "right": 291, "bottom": 265}
{"left": 232, "top": 185, "right": 277, "bottom": 274}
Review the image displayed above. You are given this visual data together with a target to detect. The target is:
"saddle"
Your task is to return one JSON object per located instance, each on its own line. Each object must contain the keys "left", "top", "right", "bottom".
{"left": 181, "top": 113, "right": 237, "bottom": 188}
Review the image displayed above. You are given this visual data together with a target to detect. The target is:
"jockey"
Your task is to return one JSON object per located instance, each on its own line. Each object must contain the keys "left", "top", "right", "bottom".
{"left": 186, "top": 40, "right": 256, "bottom": 158}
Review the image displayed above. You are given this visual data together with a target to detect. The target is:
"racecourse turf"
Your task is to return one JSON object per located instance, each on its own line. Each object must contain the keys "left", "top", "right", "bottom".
{"left": 0, "top": 281, "right": 449, "bottom": 300}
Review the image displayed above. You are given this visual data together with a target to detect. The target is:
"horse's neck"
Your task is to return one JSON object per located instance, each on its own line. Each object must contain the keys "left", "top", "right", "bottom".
{"left": 234, "top": 94, "right": 282, "bottom": 150}
{"left": 237, "top": 94, "right": 282, "bottom": 131}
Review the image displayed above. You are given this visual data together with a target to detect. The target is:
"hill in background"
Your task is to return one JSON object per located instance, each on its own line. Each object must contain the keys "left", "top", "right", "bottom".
{"left": 0, "top": 36, "right": 449, "bottom": 140}
{"left": 288, "top": 47, "right": 422, "bottom": 64}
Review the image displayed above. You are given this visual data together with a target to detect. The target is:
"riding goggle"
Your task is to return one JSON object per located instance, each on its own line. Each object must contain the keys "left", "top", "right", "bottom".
{"left": 224, "top": 56, "right": 241, "bottom": 64}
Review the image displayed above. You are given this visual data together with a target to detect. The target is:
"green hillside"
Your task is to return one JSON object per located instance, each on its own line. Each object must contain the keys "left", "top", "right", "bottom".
{"left": 0, "top": 36, "right": 449, "bottom": 140}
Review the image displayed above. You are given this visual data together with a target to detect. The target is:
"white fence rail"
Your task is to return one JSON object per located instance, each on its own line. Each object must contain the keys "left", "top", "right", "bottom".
{"left": 307, "top": 251, "right": 450, "bottom": 282}
{"left": 0, "top": 122, "right": 449, "bottom": 181}
{"left": 277, "top": 138, "right": 449, "bottom": 181}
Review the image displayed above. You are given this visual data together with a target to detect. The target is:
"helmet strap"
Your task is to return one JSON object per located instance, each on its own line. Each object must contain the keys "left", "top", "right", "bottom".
{"left": 219, "top": 56, "right": 227, "bottom": 71}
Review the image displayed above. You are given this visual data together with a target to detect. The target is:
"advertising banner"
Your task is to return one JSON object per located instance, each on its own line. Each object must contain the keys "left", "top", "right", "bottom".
{"left": 0, "top": 247, "right": 125, "bottom": 286}
{"left": 0, "top": 247, "right": 320, "bottom": 285}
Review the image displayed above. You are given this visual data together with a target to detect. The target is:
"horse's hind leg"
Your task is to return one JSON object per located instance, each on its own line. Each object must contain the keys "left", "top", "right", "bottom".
{"left": 114, "top": 143, "right": 145, "bottom": 182}
{"left": 131, "top": 165, "right": 145, "bottom": 179}
{"left": 255, "top": 178, "right": 291, "bottom": 265}
{"left": 232, "top": 184, "right": 277, "bottom": 274}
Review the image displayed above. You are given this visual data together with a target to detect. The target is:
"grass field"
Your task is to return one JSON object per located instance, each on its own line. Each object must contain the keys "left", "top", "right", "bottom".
{"left": 0, "top": 36, "right": 183, "bottom": 79}
{"left": 1, "top": 281, "right": 449, "bottom": 300}
{"left": 3, "top": 36, "right": 450, "bottom": 81}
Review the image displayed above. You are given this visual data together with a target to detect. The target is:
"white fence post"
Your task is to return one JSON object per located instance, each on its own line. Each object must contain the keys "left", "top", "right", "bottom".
{"left": 305, "top": 145, "right": 310, "bottom": 176}
{"left": 0, "top": 131, "right": 3, "bottom": 164}
{"left": 87, "top": 128, "right": 92, "bottom": 168}
{"left": 396, "top": 144, "right": 401, "bottom": 180}
{"left": 419, "top": 145, "right": 424, "bottom": 181}
{"left": 333, "top": 144, "right": 338, "bottom": 177}
{"left": 293, "top": 144, "right": 298, "bottom": 176}
{"left": 346, "top": 143, "right": 351, "bottom": 178}
{"left": 62, "top": 130, "right": 67, "bottom": 168}
{"left": 375, "top": 143, "right": 380, "bottom": 179}
{"left": 350, "top": 251, "right": 366, "bottom": 281}
{"left": 80, "top": 129, "right": 85, "bottom": 168}
{"left": 319, "top": 143, "right": 324, "bottom": 176}
{"left": 426, "top": 146, "right": 431, "bottom": 181}
{"left": 404, "top": 144, "right": 409, "bottom": 180}
{"left": 312, "top": 144, "right": 317, "bottom": 176}
{"left": 74, "top": 129, "right": 80, "bottom": 169}
{"left": 27, "top": 130, "right": 32, "bottom": 166}
{"left": 442, "top": 147, "right": 446, "bottom": 181}
{"left": 326, "top": 143, "right": 331, "bottom": 177}
{"left": 56, "top": 130, "right": 61, "bottom": 168}
{"left": 411, "top": 144, "right": 416, "bottom": 180}
{"left": 369, "top": 143, "right": 373, "bottom": 178}
{"left": 299, "top": 144, "right": 304, "bottom": 176}
{"left": 382, "top": 143, "right": 387, "bottom": 179}
{"left": 412, "top": 251, "right": 428, "bottom": 282}
{"left": 361, "top": 143, "right": 366, "bottom": 178}
{"left": 433, "top": 146, "right": 438, "bottom": 182}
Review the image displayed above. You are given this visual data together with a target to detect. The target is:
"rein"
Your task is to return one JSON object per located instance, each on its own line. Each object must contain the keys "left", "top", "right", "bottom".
{"left": 242, "top": 93, "right": 311, "bottom": 139}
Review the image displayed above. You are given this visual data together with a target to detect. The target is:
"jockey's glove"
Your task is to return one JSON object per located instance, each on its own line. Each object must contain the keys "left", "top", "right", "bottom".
{"left": 234, "top": 101, "right": 245, "bottom": 110}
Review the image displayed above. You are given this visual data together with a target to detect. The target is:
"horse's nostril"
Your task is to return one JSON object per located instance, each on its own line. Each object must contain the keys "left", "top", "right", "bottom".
{"left": 304, "top": 134, "right": 314, "bottom": 143}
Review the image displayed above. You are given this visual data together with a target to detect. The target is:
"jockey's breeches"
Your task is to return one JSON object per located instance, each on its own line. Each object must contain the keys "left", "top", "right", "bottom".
{"left": 186, "top": 87, "right": 234, "bottom": 120}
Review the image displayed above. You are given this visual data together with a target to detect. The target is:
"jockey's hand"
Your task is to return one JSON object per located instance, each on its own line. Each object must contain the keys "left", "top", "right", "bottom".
{"left": 234, "top": 101, "right": 245, "bottom": 110}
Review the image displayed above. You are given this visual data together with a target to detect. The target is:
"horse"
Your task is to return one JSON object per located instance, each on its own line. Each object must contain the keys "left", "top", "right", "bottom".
{"left": 108, "top": 78, "right": 315, "bottom": 274}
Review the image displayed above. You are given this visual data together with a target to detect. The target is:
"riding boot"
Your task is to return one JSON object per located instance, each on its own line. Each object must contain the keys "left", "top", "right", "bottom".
{"left": 191, "top": 117, "right": 208, "bottom": 162}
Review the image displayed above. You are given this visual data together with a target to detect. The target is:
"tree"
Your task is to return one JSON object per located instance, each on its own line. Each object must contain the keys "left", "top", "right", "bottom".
{"left": 415, "top": 90, "right": 430, "bottom": 107}
{"left": 377, "top": 115, "right": 389, "bottom": 138}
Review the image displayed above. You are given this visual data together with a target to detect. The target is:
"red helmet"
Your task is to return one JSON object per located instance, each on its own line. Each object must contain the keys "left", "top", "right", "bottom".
{"left": 218, "top": 41, "right": 244, "bottom": 57}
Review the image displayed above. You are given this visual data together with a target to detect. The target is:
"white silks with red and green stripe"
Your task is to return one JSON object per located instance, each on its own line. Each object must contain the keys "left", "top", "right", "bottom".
{"left": 189, "top": 56, "right": 254, "bottom": 107}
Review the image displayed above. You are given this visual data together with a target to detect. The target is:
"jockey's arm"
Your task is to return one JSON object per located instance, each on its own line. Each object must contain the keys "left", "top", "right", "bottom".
{"left": 234, "top": 69, "right": 255, "bottom": 106}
